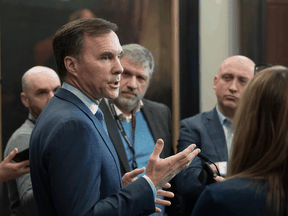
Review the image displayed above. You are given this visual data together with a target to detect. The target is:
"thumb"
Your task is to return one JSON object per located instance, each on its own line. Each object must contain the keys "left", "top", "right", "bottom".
{"left": 128, "top": 167, "right": 145, "bottom": 179}
{"left": 150, "top": 139, "right": 164, "bottom": 160}
{"left": 5, "top": 148, "right": 18, "bottom": 162}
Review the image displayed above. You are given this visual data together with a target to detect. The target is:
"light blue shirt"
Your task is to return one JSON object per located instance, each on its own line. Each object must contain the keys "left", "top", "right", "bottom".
{"left": 216, "top": 105, "right": 234, "bottom": 156}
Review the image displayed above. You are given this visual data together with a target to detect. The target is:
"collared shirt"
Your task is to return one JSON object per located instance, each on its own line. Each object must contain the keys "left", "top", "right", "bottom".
{"left": 216, "top": 105, "right": 234, "bottom": 156}
{"left": 62, "top": 82, "right": 100, "bottom": 114}
{"left": 28, "top": 113, "right": 37, "bottom": 124}
{"left": 113, "top": 100, "right": 143, "bottom": 122}
{"left": 62, "top": 82, "right": 157, "bottom": 200}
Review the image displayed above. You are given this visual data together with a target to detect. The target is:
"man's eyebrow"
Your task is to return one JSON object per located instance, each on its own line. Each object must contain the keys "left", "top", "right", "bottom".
{"left": 35, "top": 88, "right": 48, "bottom": 93}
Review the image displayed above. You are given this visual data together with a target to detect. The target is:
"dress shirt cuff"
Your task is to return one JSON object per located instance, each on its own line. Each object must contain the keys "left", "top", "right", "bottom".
{"left": 142, "top": 175, "right": 157, "bottom": 201}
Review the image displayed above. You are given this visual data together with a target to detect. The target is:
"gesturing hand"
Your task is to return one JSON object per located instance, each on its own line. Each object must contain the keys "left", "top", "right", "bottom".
{"left": 155, "top": 182, "right": 174, "bottom": 213}
{"left": 146, "top": 139, "right": 200, "bottom": 190}
{"left": 122, "top": 167, "right": 145, "bottom": 187}
{"left": 0, "top": 148, "right": 30, "bottom": 183}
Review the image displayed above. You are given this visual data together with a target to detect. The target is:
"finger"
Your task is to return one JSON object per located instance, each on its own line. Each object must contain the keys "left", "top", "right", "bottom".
{"left": 155, "top": 207, "right": 161, "bottom": 213}
{"left": 5, "top": 148, "right": 18, "bottom": 162}
{"left": 150, "top": 139, "right": 164, "bottom": 160}
{"left": 172, "top": 144, "right": 196, "bottom": 163}
{"left": 157, "top": 190, "right": 174, "bottom": 198}
{"left": 126, "top": 167, "right": 145, "bottom": 179}
{"left": 20, "top": 167, "right": 30, "bottom": 175}
{"left": 155, "top": 198, "right": 171, "bottom": 206}
{"left": 214, "top": 175, "right": 225, "bottom": 182}
{"left": 162, "top": 182, "right": 171, "bottom": 189}
{"left": 15, "top": 160, "right": 30, "bottom": 169}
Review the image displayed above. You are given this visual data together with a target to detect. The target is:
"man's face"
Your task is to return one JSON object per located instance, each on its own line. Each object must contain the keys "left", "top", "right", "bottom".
{"left": 213, "top": 60, "right": 254, "bottom": 112}
{"left": 24, "top": 72, "right": 60, "bottom": 118}
{"left": 73, "top": 31, "right": 123, "bottom": 101}
{"left": 114, "top": 55, "right": 150, "bottom": 111}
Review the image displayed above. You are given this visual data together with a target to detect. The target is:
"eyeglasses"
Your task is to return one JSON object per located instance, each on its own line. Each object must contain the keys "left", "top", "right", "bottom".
{"left": 254, "top": 63, "right": 273, "bottom": 75}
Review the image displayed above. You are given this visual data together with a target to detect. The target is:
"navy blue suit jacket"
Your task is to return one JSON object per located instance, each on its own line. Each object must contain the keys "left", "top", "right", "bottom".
{"left": 29, "top": 88, "right": 155, "bottom": 216}
{"left": 175, "top": 107, "right": 228, "bottom": 215}
{"left": 192, "top": 178, "right": 268, "bottom": 216}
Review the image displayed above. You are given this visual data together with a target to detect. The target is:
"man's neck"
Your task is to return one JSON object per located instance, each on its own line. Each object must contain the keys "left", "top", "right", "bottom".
{"left": 218, "top": 106, "right": 235, "bottom": 120}
{"left": 113, "top": 101, "right": 134, "bottom": 117}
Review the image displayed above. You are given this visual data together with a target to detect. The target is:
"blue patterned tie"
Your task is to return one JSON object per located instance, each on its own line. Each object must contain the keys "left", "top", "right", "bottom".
{"left": 95, "top": 108, "right": 109, "bottom": 136}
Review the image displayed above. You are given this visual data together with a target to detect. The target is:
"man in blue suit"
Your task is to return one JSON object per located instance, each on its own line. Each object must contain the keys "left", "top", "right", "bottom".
{"left": 29, "top": 18, "right": 200, "bottom": 216}
{"left": 175, "top": 55, "right": 254, "bottom": 216}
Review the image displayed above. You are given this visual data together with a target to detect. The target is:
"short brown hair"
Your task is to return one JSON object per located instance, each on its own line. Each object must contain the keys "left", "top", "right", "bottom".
{"left": 52, "top": 18, "right": 118, "bottom": 81}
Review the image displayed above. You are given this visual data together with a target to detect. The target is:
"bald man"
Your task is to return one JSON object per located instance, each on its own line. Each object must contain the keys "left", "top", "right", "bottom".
{"left": 4, "top": 66, "right": 60, "bottom": 216}
{"left": 175, "top": 55, "right": 255, "bottom": 216}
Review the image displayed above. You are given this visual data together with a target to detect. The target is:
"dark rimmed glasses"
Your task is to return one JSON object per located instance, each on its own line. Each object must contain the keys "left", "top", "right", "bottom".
{"left": 254, "top": 63, "right": 273, "bottom": 75}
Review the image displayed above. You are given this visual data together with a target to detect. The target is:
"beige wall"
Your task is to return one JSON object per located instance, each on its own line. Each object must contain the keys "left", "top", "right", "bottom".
{"left": 200, "top": 0, "right": 240, "bottom": 112}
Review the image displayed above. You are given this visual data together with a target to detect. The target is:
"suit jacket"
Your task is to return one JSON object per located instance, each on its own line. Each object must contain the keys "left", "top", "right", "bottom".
{"left": 29, "top": 88, "right": 155, "bottom": 216}
{"left": 99, "top": 98, "right": 173, "bottom": 176}
{"left": 192, "top": 178, "right": 269, "bottom": 216}
{"left": 175, "top": 107, "right": 228, "bottom": 216}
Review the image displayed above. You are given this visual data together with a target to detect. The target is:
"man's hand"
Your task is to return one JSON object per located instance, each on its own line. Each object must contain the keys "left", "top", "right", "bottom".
{"left": 0, "top": 148, "right": 30, "bottom": 183}
{"left": 213, "top": 175, "right": 225, "bottom": 182}
{"left": 155, "top": 182, "right": 174, "bottom": 213}
{"left": 146, "top": 139, "right": 200, "bottom": 190}
{"left": 122, "top": 167, "right": 145, "bottom": 187}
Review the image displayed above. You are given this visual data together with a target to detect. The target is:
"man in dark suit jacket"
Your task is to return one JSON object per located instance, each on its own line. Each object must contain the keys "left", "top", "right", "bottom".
{"left": 29, "top": 18, "right": 200, "bottom": 216}
{"left": 175, "top": 55, "right": 255, "bottom": 216}
{"left": 99, "top": 44, "right": 174, "bottom": 215}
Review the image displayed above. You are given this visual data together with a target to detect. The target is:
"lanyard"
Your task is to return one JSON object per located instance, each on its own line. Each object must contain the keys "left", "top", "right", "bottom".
{"left": 108, "top": 100, "right": 138, "bottom": 170}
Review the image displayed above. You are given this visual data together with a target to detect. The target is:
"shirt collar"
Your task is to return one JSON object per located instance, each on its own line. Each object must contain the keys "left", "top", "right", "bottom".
{"left": 62, "top": 82, "right": 100, "bottom": 115}
{"left": 28, "top": 113, "right": 37, "bottom": 124}
{"left": 109, "top": 99, "right": 144, "bottom": 122}
{"left": 216, "top": 104, "right": 231, "bottom": 126}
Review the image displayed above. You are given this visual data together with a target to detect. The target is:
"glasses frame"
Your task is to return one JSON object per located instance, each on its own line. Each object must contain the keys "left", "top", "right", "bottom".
{"left": 254, "top": 63, "right": 273, "bottom": 75}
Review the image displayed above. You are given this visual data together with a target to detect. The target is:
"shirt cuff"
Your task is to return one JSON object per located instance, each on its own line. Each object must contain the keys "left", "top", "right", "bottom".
{"left": 142, "top": 175, "right": 157, "bottom": 201}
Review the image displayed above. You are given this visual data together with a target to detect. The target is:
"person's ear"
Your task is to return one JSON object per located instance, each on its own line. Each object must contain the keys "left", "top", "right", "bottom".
{"left": 21, "top": 92, "right": 29, "bottom": 108}
{"left": 64, "top": 56, "right": 78, "bottom": 78}
{"left": 213, "top": 76, "right": 218, "bottom": 90}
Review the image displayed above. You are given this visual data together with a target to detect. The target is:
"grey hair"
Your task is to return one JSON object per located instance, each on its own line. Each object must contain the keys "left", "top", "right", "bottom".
{"left": 121, "top": 44, "right": 155, "bottom": 78}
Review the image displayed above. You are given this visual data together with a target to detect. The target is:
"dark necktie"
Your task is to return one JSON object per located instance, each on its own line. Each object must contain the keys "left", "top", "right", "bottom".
{"left": 95, "top": 108, "right": 109, "bottom": 136}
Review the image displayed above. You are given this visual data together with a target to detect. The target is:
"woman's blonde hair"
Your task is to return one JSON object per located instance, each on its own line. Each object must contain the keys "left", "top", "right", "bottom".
{"left": 227, "top": 66, "right": 288, "bottom": 215}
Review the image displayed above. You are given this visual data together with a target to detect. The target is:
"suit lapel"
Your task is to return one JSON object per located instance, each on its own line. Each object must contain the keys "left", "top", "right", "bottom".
{"left": 99, "top": 100, "right": 131, "bottom": 174}
{"left": 141, "top": 100, "right": 165, "bottom": 158}
{"left": 203, "top": 107, "right": 228, "bottom": 161}
{"left": 55, "top": 89, "right": 123, "bottom": 181}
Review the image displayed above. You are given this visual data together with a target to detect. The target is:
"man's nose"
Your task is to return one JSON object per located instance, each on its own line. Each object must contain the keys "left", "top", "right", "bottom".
{"left": 127, "top": 76, "right": 137, "bottom": 89}
{"left": 114, "top": 58, "right": 124, "bottom": 75}
{"left": 229, "top": 79, "right": 238, "bottom": 92}
{"left": 48, "top": 91, "right": 55, "bottom": 100}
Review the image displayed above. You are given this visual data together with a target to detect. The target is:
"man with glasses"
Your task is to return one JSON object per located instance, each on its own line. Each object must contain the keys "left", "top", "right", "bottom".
{"left": 175, "top": 55, "right": 255, "bottom": 216}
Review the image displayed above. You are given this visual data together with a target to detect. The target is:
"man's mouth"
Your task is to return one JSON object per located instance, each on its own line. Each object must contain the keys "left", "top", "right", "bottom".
{"left": 226, "top": 95, "right": 237, "bottom": 100}
{"left": 109, "top": 81, "right": 120, "bottom": 88}
{"left": 121, "top": 91, "right": 136, "bottom": 97}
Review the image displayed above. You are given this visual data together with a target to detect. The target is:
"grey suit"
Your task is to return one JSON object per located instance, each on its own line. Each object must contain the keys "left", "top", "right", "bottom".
{"left": 100, "top": 98, "right": 173, "bottom": 176}
{"left": 4, "top": 117, "right": 37, "bottom": 216}
{"left": 175, "top": 107, "right": 228, "bottom": 216}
